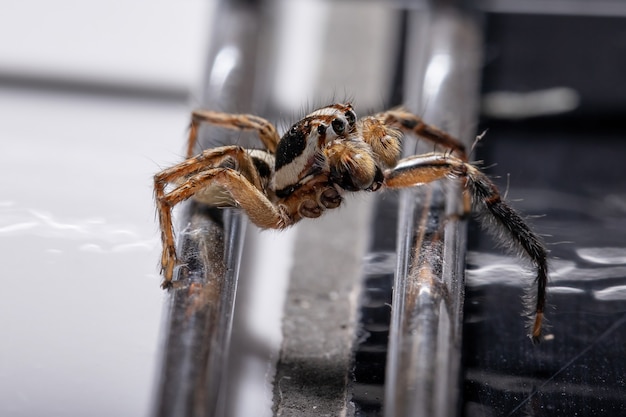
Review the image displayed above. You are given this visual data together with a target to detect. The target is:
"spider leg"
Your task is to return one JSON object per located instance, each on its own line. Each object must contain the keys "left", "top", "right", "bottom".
{"left": 162, "top": 167, "right": 290, "bottom": 229}
{"left": 154, "top": 146, "right": 278, "bottom": 286}
{"left": 385, "top": 153, "right": 548, "bottom": 342}
{"left": 376, "top": 108, "right": 467, "bottom": 160}
{"left": 187, "top": 110, "right": 281, "bottom": 157}
{"left": 155, "top": 145, "right": 268, "bottom": 193}
{"left": 155, "top": 165, "right": 290, "bottom": 286}
{"left": 356, "top": 116, "right": 403, "bottom": 169}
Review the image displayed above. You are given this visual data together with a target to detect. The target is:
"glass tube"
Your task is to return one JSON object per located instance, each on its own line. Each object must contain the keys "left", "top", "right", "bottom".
{"left": 385, "top": 6, "right": 483, "bottom": 417}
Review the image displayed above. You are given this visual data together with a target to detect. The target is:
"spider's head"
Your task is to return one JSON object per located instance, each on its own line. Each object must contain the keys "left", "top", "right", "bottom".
{"left": 315, "top": 104, "right": 383, "bottom": 192}
{"left": 273, "top": 103, "right": 359, "bottom": 197}
{"left": 309, "top": 103, "right": 358, "bottom": 141}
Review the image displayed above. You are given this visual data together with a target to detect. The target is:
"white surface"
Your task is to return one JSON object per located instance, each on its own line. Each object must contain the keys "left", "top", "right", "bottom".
{"left": 0, "top": 0, "right": 213, "bottom": 89}
{"left": 0, "top": 2, "right": 214, "bottom": 416}
{"left": 0, "top": 88, "right": 190, "bottom": 417}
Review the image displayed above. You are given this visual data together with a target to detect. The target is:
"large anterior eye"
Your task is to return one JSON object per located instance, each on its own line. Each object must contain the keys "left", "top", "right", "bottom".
{"left": 331, "top": 118, "right": 345, "bottom": 135}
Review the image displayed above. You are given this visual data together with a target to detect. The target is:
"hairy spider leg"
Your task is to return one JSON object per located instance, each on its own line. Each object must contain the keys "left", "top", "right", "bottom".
{"left": 156, "top": 168, "right": 291, "bottom": 286}
{"left": 384, "top": 153, "right": 548, "bottom": 342}
{"left": 377, "top": 108, "right": 473, "bottom": 213}
{"left": 154, "top": 146, "right": 280, "bottom": 286}
{"left": 155, "top": 145, "right": 268, "bottom": 194}
{"left": 354, "top": 116, "right": 403, "bottom": 170}
{"left": 376, "top": 108, "right": 468, "bottom": 160}
{"left": 186, "top": 110, "right": 281, "bottom": 158}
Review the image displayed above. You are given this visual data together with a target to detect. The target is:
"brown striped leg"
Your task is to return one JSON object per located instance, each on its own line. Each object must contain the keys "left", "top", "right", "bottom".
{"left": 376, "top": 109, "right": 467, "bottom": 160}
{"left": 385, "top": 153, "right": 547, "bottom": 341}
{"left": 155, "top": 145, "right": 267, "bottom": 193}
{"left": 154, "top": 146, "right": 272, "bottom": 286}
{"left": 155, "top": 167, "right": 291, "bottom": 287}
{"left": 186, "top": 110, "right": 280, "bottom": 157}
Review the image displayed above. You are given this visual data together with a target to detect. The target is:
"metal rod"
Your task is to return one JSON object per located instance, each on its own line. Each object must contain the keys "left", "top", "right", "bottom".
{"left": 385, "top": 6, "right": 483, "bottom": 417}
{"left": 151, "top": 1, "right": 265, "bottom": 416}
{"left": 265, "top": 1, "right": 403, "bottom": 415}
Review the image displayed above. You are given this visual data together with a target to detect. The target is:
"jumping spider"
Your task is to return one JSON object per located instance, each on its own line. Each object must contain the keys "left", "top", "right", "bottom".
{"left": 154, "top": 103, "right": 548, "bottom": 341}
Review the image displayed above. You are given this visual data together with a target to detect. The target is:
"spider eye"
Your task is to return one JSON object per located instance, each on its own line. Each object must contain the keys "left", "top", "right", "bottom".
{"left": 345, "top": 110, "right": 356, "bottom": 126}
{"left": 331, "top": 118, "right": 345, "bottom": 135}
{"left": 317, "top": 124, "right": 327, "bottom": 135}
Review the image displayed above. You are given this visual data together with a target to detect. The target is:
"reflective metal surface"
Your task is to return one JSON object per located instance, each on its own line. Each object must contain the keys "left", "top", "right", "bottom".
{"left": 385, "top": 7, "right": 482, "bottom": 417}
{"left": 152, "top": 1, "right": 264, "bottom": 416}
{"left": 266, "top": 2, "right": 400, "bottom": 416}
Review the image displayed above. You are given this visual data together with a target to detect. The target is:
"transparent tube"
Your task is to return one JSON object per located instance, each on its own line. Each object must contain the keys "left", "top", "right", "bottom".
{"left": 151, "top": 1, "right": 264, "bottom": 416}
{"left": 385, "top": 6, "right": 483, "bottom": 417}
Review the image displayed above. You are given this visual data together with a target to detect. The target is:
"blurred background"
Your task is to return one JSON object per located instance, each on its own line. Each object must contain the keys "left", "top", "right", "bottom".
{"left": 0, "top": 1, "right": 212, "bottom": 416}
{"left": 1, "top": 1, "right": 626, "bottom": 416}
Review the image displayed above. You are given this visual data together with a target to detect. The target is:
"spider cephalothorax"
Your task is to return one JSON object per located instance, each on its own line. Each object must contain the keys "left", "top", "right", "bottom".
{"left": 154, "top": 103, "right": 548, "bottom": 341}
{"left": 272, "top": 104, "right": 397, "bottom": 199}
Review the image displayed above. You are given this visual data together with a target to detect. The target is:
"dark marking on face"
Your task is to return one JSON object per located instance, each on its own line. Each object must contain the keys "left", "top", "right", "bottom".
{"left": 275, "top": 121, "right": 311, "bottom": 171}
